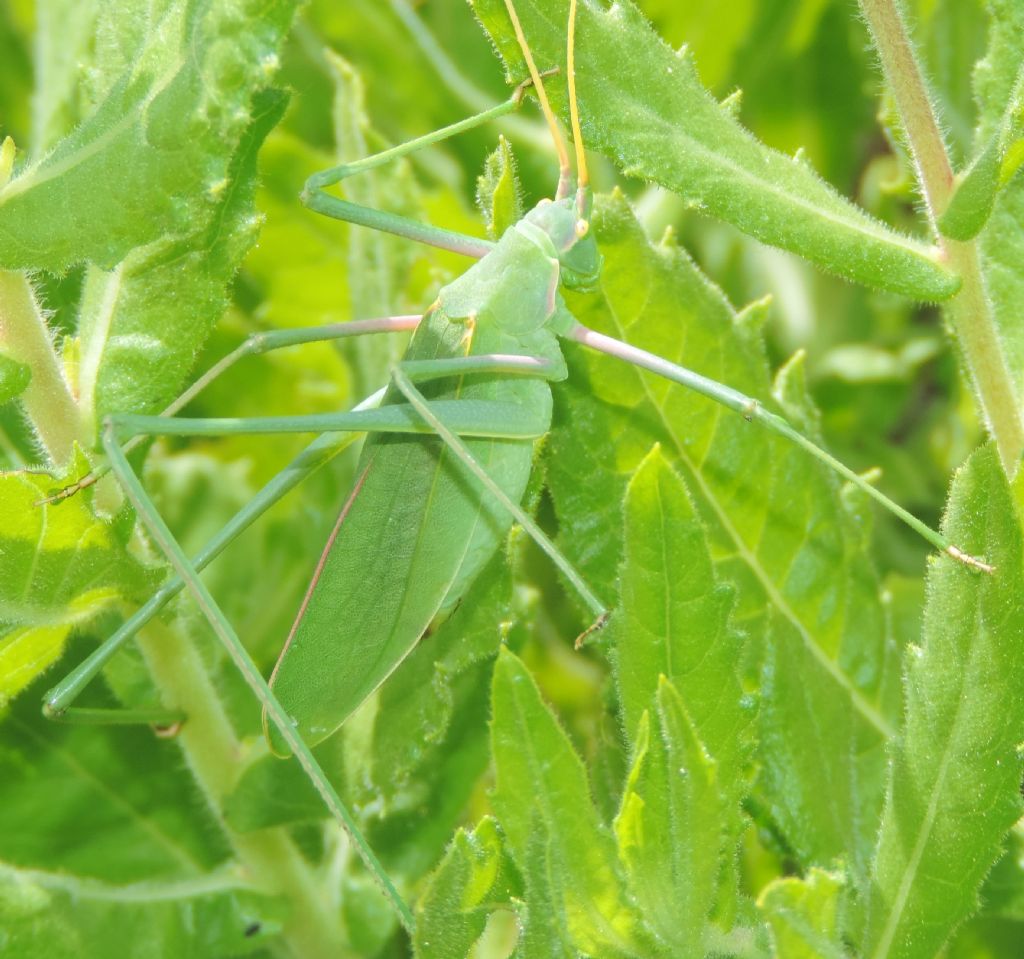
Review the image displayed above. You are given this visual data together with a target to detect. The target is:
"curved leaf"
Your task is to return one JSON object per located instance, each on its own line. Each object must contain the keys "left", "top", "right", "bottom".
{"left": 471, "top": 0, "right": 959, "bottom": 300}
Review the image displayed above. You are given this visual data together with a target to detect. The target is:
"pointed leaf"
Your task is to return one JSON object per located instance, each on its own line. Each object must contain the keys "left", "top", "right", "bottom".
{"left": 615, "top": 679, "right": 728, "bottom": 955}
{"left": 413, "top": 817, "right": 515, "bottom": 959}
{"left": 476, "top": 136, "right": 524, "bottom": 239}
{"left": 490, "top": 648, "right": 653, "bottom": 958}
{"left": 614, "top": 445, "right": 753, "bottom": 790}
{"left": 759, "top": 868, "right": 848, "bottom": 959}
{"left": 863, "top": 445, "right": 1024, "bottom": 959}
{"left": 0, "top": 463, "right": 154, "bottom": 703}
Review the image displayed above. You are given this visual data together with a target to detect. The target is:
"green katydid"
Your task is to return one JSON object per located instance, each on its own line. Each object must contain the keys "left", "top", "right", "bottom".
{"left": 41, "top": 0, "right": 991, "bottom": 934}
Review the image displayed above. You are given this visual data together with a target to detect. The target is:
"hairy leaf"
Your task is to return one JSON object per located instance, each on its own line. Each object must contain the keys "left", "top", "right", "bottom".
{"left": 490, "top": 648, "right": 654, "bottom": 957}
{"left": 476, "top": 135, "right": 523, "bottom": 238}
{"left": 0, "top": 0, "right": 300, "bottom": 273}
{"left": 0, "top": 463, "right": 153, "bottom": 703}
{"left": 76, "top": 88, "right": 287, "bottom": 435}
{"left": 613, "top": 445, "right": 753, "bottom": 783}
{"left": 974, "top": 2, "right": 1024, "bottom": 395}
{"left": 862, "top": 445, "right": 1024, "bottom": 958}
{"left": 614, "top": 679, "right": 728, "bottom": 955}
{"left": 0, "top": 862, "right": 276, "bottom": 959}
{"left": 759, "top": 868, "right": 848, "bottom": 959}
{"left": 413, "top": 817, "right": 515, "bottom": 958}
{"left": 471, "top": 0, "right": 959, "bottom": 300}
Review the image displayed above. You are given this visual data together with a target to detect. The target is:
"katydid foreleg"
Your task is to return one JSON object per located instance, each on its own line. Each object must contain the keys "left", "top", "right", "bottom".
{"left": 98, "top": 418, "right": 415, "bottom": 931}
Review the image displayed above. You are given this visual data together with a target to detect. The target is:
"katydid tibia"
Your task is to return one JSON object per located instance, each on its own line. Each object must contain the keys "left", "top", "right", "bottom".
{"left": 42, "top": 0, "right": 991, "bottom": 934}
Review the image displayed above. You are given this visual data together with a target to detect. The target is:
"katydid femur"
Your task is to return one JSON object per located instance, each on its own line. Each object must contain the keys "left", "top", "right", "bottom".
{"left": 43, "top": 0, "right": 991, "bottom": 935}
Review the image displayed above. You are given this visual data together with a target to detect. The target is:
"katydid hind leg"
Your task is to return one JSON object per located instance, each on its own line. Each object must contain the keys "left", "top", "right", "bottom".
{"left": 568, "top": 321, "right": 993, "bottom": 571}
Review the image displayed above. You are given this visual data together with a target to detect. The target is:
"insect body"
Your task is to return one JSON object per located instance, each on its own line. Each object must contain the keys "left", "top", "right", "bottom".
{"left": 266, "top": 198, "right": 598, "bottom": 750}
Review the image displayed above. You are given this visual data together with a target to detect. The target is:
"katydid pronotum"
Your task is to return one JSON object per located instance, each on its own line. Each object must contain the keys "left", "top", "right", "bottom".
{"left": 41, "top": 0, "right": 991, "bottom": 934}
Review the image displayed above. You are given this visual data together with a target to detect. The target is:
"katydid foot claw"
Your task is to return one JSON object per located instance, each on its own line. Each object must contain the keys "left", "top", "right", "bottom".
{"left": 946, "top": 544, "right": 995, "bottom": 574}
{"left": 575, "top": 610, "right": 611, "bottom": 649}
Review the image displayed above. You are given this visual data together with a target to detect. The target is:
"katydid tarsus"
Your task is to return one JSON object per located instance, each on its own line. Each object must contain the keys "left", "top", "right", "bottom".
{"left": 42, "top": 0, "right": 992, "bottom": 936}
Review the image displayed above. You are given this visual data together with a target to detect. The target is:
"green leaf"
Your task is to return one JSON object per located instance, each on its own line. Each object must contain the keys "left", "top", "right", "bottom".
{"left": 614, "top": 679, "right": 728, "bottom": 955}
{"left": 548, "top": 191, "right": 891, "bottom": 874}
{"left": 367, "top": 552, "right": 513, "bottom": 802}
{"left": 938, "top": 132, "right": 1002, "bottom": 241}
{"left": 979, "top": 824, "right": 1024, "bottom": 921}
{"left": 759, "top": 868, "right": 848, "bottom": 959}
{"left": 326, "top": 50, "right": 411, "bottom": 394}
{"left": 0, "top": 0, "right": 300, "bottom": 273}
{"left": 0, "top": 352, "right": 31, "bottom": 405}
{"left": 0, "top": 462, "right": 154, "bottom": 704}
{"left": 471, "top": 0, "right": 959, "bottom": 300}
{"left": 413, "top": 817, "right": 515, "bottom": 958}
{"left": 75, "top": 87, "right": 288, "bottom": 434}
{"left": 221, "top": 737, "right": 346, "bottom": 833}
{"left": 862, "top": 444, "right": 1024, "bottom": 959}
{"left": 29, "top": 0, "right": 100, "bottom": 155}
{"left": 490, "top": 648, "right": 653, "bottom": 958}
{"left": 225, "top": 553, "right": 509, "bottom": 846}
{"left": 476, "top": 135, "right": 524, "bottom": 239}
{"left": 613, "top": 445, "right": 753, "bottom": 784}
{"left": 975, "top": 4, "right": 1024, "bottom": 395}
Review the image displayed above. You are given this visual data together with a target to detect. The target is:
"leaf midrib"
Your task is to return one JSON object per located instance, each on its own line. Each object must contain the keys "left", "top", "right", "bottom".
{"left": 599, "top": 292, "right": 894, "bottom": 741}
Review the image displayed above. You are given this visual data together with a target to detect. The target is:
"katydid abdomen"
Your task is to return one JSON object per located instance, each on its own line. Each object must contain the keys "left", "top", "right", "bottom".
{"left": 267, "top": 224, "right": 568, "bottom": 751}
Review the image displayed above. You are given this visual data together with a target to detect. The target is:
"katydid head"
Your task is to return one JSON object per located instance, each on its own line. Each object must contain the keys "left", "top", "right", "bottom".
{"left": 524, "top": 191, "right": 601, "bottom": 290}
{"left": 506, "top": 0, "right": 599, "bottom": 288}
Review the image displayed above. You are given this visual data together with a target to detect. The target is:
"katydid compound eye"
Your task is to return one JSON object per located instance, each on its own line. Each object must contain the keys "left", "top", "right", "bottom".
{"left": 575, "top": 219, "right": 590, "bottom": 238}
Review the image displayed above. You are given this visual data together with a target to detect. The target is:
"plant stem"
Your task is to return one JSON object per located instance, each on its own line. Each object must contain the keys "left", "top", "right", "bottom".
{"left": 858, "top": 0, "right": 1024, "bottom": 475}
{"left": 136, "top": 619, "right": 353, "bottom": 959}
{"left": 0, "top": 270, "right": 79, "bottom": 467}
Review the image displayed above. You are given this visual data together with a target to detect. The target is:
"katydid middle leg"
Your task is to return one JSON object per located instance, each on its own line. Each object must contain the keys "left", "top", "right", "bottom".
{"left": 44, "top": 316, "right": 422, "bottom": 503}
{"left": 391, "top": 364, "right": 609, "bottom": 622}
{"left": 568, "top": 321, "right": 994, "bottom": 572}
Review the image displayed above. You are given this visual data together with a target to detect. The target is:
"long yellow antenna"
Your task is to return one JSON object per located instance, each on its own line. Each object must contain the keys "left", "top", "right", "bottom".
{"left": 567, "top": 0, "right": 588, "bottom": 190}
{"left": 503, "top": 0, "right": 573, "bottom": 196}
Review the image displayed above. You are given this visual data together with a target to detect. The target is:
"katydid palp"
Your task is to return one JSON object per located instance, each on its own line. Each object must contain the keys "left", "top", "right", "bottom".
{"left": 41, "top": 0, "right": 992, "bottom": 934}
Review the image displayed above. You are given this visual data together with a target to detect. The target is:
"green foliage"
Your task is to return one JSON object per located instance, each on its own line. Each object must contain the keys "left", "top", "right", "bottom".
{"left": 472, "top": 0, "right": 959, "bottom": 300}
{"left": 863, "top": 446, "right": 1024, "bottom": 958}
{"left": 1, "top": 0, "right": 1023, "bottom": 956}
{"left": 0, "top": 458, "right": 154, "bottom": 704}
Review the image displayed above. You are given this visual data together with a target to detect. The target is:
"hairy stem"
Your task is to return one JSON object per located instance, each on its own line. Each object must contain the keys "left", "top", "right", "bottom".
{"left": 137, "top": 619, "right": 353, "bottom": 959}
{"left": 0, "top": 270, "right": 78, "bottom": 467}
{"left": 859, "top": 0, "right": 1024, "bottom": 474}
